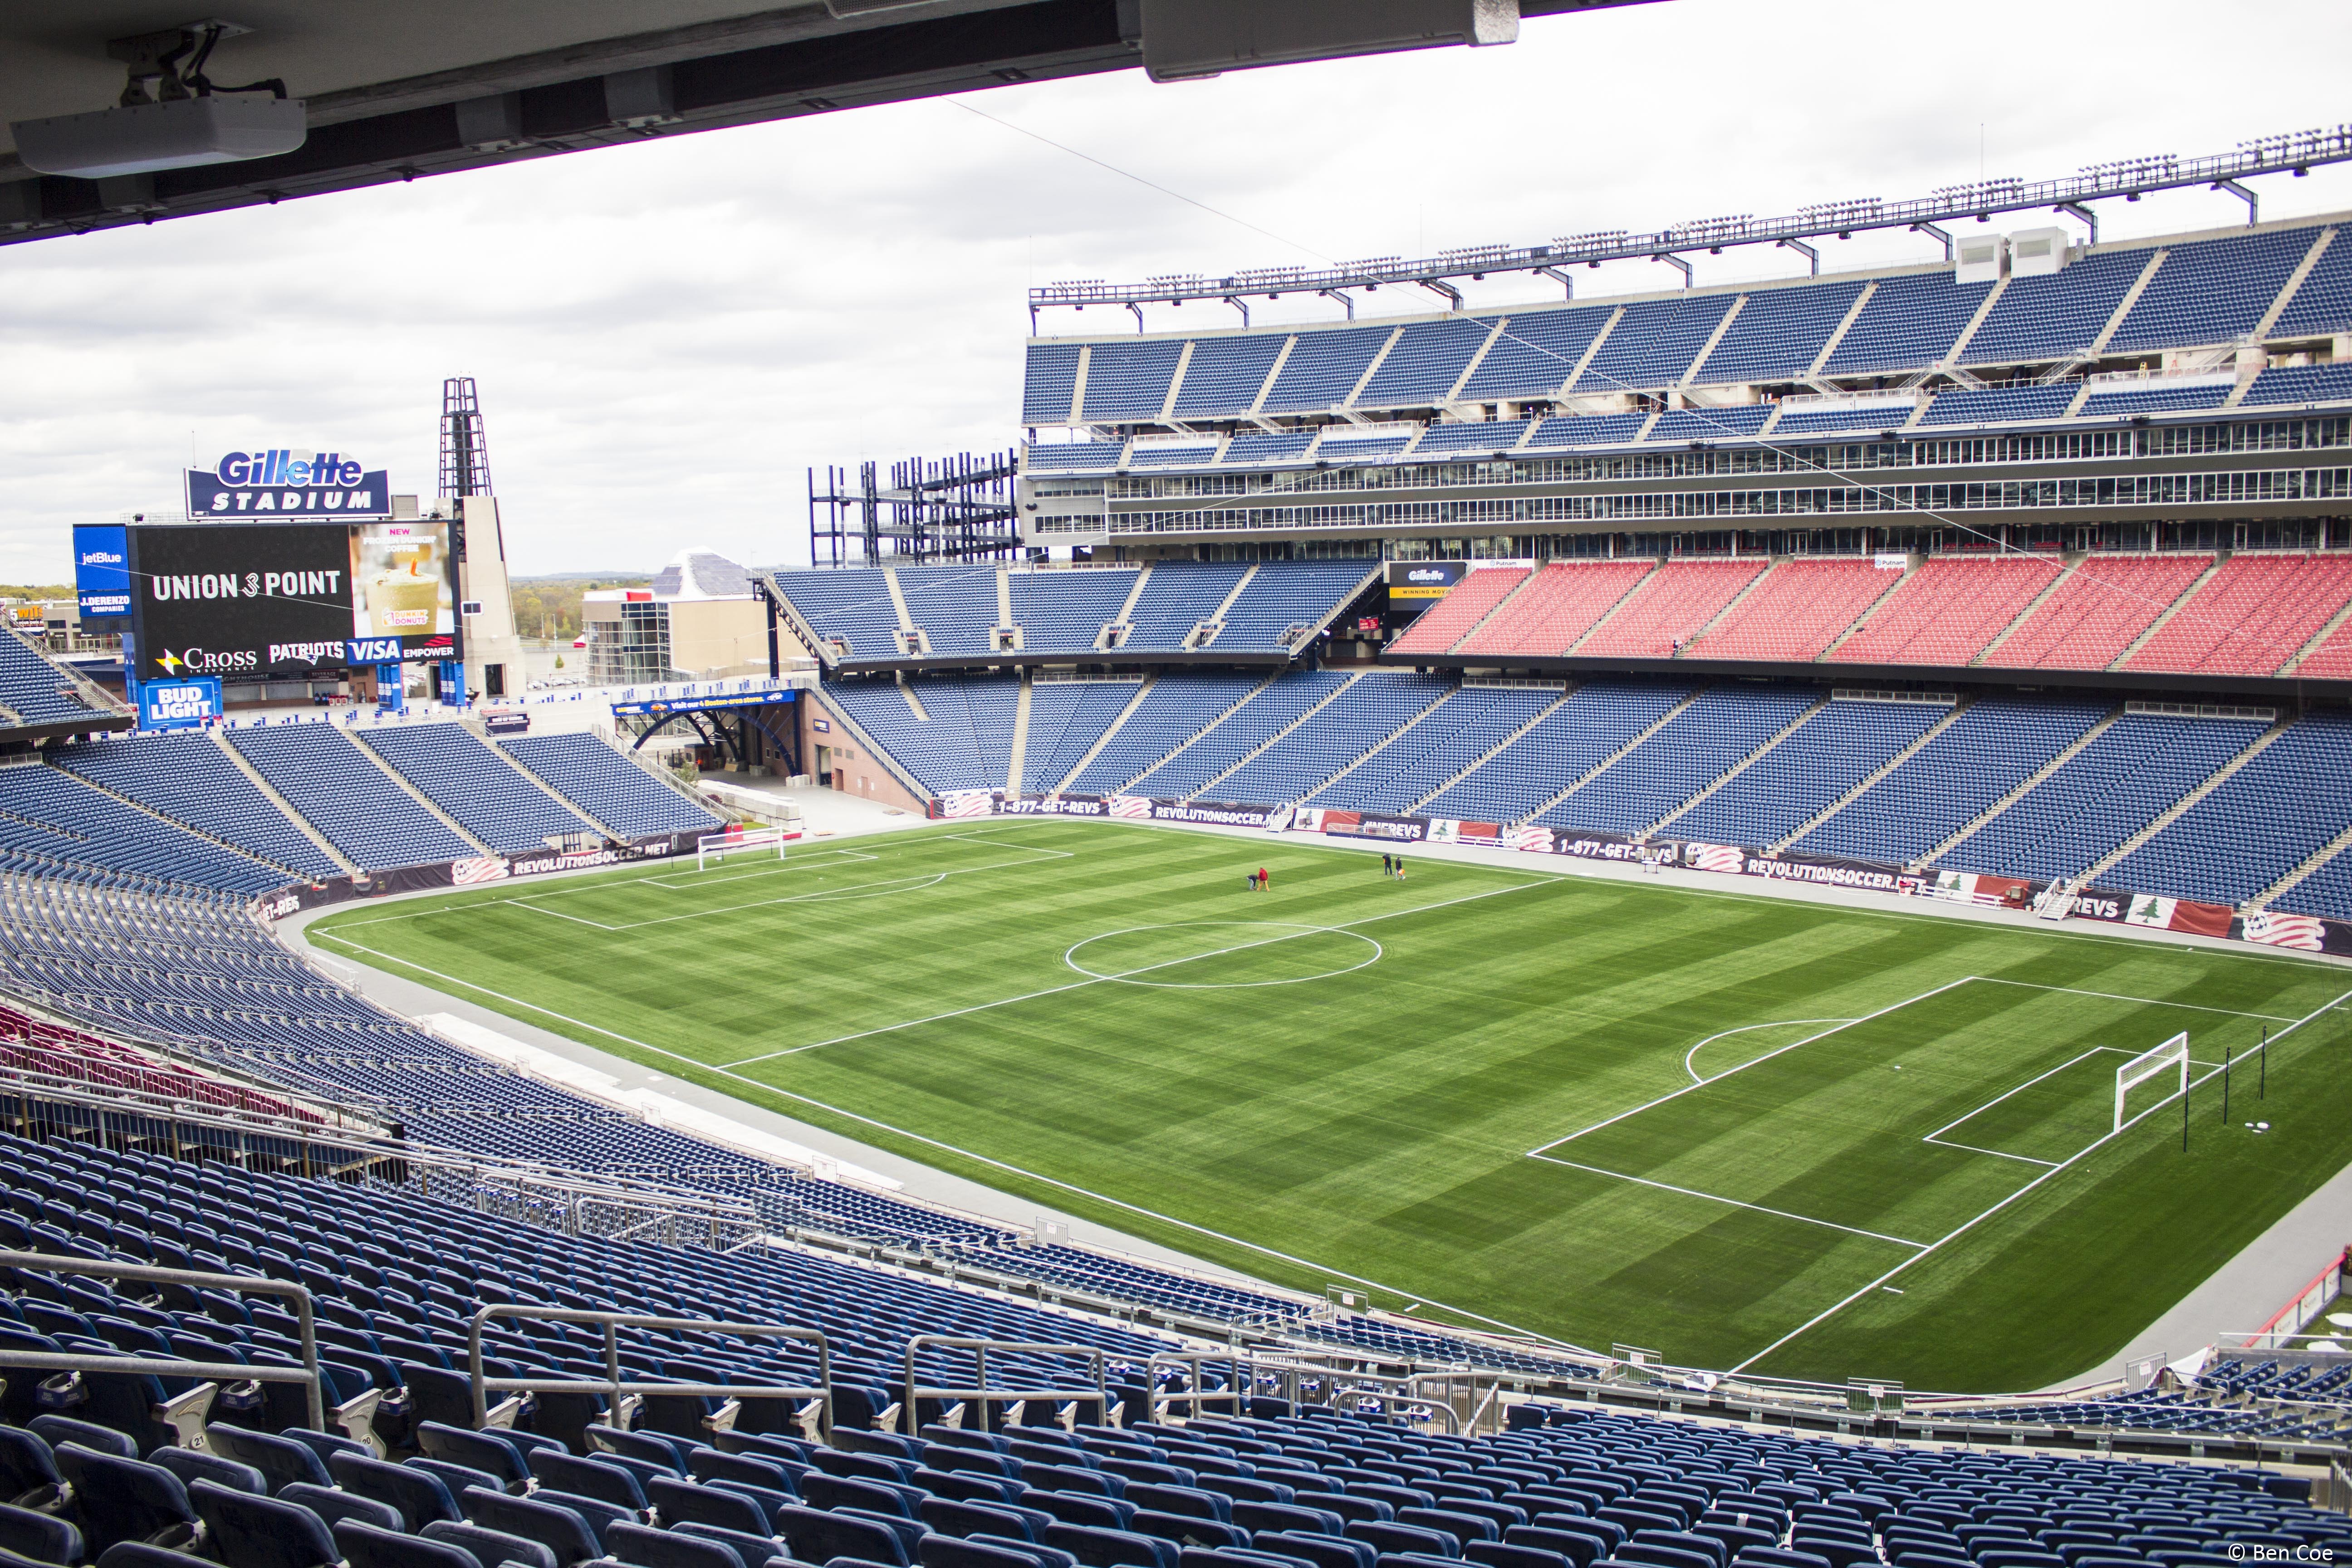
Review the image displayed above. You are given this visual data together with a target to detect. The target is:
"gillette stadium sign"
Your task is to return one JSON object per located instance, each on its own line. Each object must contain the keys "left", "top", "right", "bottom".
{"left": 185, "top": 449, "right": 390, "bottom": 518}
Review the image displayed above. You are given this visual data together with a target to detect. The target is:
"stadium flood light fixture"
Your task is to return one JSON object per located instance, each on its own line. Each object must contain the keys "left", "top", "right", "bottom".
{"left": 1031, "top": 121, "right": 2352, "bottom": 320}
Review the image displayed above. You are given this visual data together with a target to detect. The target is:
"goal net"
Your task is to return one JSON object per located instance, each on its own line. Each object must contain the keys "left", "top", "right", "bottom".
{"left": 2114, "top": 1030, "right": 2189, "bottom": 1133}
{"left": 696, "top": 827, "right": 788, "bottom": 872}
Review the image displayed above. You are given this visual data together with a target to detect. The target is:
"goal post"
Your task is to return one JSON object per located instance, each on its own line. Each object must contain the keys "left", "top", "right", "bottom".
{"left": 697, "top": 826, "right": 788, "bottom": 872}
{"left": 2115, "top": 1030, "right": 2190, "bottom": 1133}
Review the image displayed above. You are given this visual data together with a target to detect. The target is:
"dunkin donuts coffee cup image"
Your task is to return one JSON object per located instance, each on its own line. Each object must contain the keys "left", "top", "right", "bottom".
{"left": 350, "top": 524, "right": 454, "bottom": 640}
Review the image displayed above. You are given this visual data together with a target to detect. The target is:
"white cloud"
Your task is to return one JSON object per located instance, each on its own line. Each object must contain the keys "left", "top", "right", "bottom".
{"left": 0, "top": 0, "right": 2346, "bottom": 580}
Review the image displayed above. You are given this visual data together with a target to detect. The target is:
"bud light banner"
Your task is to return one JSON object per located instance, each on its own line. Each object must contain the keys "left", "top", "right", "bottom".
{"left": 185, "top": 451, "right": 390, "bottom": 519}
{"left": 74, "top": 524, "right": 133, "bottom": 621}
{"left": 138, "top": 676, "right": 223, "bottom": 731}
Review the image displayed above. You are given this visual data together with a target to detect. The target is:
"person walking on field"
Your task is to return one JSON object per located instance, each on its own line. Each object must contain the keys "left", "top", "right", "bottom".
{"left": 1381, "top": 853, "right": 1392, "bottom": 878}
{"left": 1258, "top": 866, "right": 1270, "bottom": 892}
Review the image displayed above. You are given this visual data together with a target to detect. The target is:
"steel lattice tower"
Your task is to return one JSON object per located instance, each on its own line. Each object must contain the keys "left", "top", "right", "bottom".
{"left": 438, "top": 376, "right": 493, "bottom": 498}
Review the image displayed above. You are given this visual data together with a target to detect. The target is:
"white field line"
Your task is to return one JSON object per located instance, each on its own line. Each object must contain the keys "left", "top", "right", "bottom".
{"left": 721, "top": 877, "right": 1548, "bottom": 1067}
{"left": 325, "top": 830, "right": 1065, "bottom": 930}
{"left": 1921, "top": 1043, "right": 2227, "bottom": 1167}
{"left": 1920, "top": 1047, "right": 2110, "bottom": 1156}
{"left": 1527, "top": 1155, "right": 1929, "bottom": 1249}
{"left": 325, "top": 843, "right": 895, "bottom": 928}
{"left": 308, "top": 919, "right": 1589, "bottom": 1357}
{"left": 642, "top": 846, "right": 882, "bottom": 888}
{"left": 1922, "top": 1140, "right": 2057, "bottom": 1168}
{"left": 1725, "top": 983, "right": 2352, "bottom": 1374}
{"left": 503, "top": 867, "right": 989, "bottom": 932}
{"left": 1528, "top": 975, "right": 1980, "bottom": 1156}
{"left": 1970, "top": 976, "right": 2296, "bottom": 1022}
{"left": 1683, "top": 1019, "right": 1855, "bottom": 1085}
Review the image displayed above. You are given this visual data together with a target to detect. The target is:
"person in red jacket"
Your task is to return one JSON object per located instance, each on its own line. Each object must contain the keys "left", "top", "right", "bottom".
{"left": 1257, "top": 866, "right": 1270, "bottom": 892}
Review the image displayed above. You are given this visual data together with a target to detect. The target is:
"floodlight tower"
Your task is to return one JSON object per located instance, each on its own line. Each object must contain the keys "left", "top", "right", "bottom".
{"left": 435, "top": 376, "right": 521, "bottom": 702}
{"left": 439, "top": 376, "right": 495, "bottom": 500}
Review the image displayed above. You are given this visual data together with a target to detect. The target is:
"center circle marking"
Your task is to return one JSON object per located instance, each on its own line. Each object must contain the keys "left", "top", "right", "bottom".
{"left": 1064, "top": 921, "right": 1383, "bottom": 989}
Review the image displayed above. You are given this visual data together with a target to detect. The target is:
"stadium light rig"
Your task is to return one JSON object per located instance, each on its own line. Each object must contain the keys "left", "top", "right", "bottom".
{"left": 1026, "top": 122, "right": 2352, "bottom": 331}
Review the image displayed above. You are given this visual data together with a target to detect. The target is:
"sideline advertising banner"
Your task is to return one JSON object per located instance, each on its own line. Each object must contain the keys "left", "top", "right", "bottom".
{"left": 261, "top": 832, "right": 698, "bottom": 916}
{"left": 999, "top": 793, "right": 1107, "bottom": 817}
{"left": 1292, "top": 807, "right": 1428, "bottom": 842}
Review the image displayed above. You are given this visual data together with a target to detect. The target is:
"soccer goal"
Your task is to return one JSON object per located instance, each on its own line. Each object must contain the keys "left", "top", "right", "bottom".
{"left": 2114, "top": 1030, "right": 2190, "bottom": 1133}
{"left": 696, "top": 827, "right": 788, "bottom": 872}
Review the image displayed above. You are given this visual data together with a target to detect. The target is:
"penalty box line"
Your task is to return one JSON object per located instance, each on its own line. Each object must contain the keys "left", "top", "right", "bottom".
{"left": 1526, "top": 1153, "right": 1929, "bottom": 1250}
{"left": 1526, "top": 975, "right": 1980, "bottom": 1158}
{"left": 1532, "top": 971, "right": 2292, "bottom": 1159}
{"left": 1726, "top": 981, "right": 2352, "bottom": 1376}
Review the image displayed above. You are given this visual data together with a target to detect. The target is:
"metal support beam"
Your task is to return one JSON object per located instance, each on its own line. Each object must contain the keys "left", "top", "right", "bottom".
{"left": 1779, "top": 237, "right": 1819, "bottom": 276}
{"left": 2055, "top": 201, "right": 2099, "bottom": 245}
{"left": 2213, "top": 178, "right": 2259, "bottom": 225}
{"left": 1319, "top": 287, "right": 1356, "bottom": 320}
{"left": 1222, "top": 294, "right": 1250, "bottom": 328}
{"left": 1127, "top": 301, "right": 1146, "bottom": 333}
{"left": 1652, "top": 252, "right": 1694, "bottom": 288}
{"left": 1418, "top": 277, "right": 1465, "bottom": 309}
{"left": 1535, "top": 265, "right": 1576, "bottom": 299}
{"left": 1911, "top": 220, "right": 1954, "bottom": 261}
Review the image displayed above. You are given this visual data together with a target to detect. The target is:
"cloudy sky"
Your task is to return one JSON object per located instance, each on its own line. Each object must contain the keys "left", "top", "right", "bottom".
{"left": 2, "top": 0, "right": 2348, "bottom": 583}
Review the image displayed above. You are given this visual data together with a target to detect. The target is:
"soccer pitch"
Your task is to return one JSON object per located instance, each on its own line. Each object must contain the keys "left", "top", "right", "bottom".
{"left": 309, "top": 819, "right": 2352, "bottom": 1392}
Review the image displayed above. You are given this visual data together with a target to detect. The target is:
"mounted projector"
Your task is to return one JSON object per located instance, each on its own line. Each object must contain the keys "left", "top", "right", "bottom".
{"left": 14, "top": 94, "right": 305, "bottom": 180}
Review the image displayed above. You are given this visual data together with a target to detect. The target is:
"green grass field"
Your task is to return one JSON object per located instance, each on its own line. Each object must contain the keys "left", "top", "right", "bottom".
{"left": 309, "top": 819, "right": 2352, "bottom": 1393}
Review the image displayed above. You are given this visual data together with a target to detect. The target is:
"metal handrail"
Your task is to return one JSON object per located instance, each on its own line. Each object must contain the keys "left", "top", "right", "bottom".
{"left": 1145, "top": 1349, "right": 1467, "bottom": 1433}
{"left": 0, "top": 1250, "right": 323, "bottom": 1430}
{"left": 466, "top": 1304, "right": 832, "bottom": 1441}
{"left": 902, "top": 1337, "right": 1107, "bottom": 1434}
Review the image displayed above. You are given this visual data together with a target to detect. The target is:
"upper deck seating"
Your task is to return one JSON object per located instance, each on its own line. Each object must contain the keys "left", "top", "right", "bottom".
{"left": 1980, "top": 554, "right": 2212, "bottom": 671}
{"left": 1574, "top": 559, "right": 1766, "bottom": 659}
{"left": 1457, "top": 561, "right": 1651, "bottom": 657}
{"left": 1828, "top": 556, "right": 2064, "bottom": 667}
{"left": 1387, "top": 566, "right": 1529, "bottom": 655}
{"left": 2123, "top": 554, "right": 2352, "bottom": 677}
{"left": 1687, "top": 558, "right": 1897, "bottom": 663}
